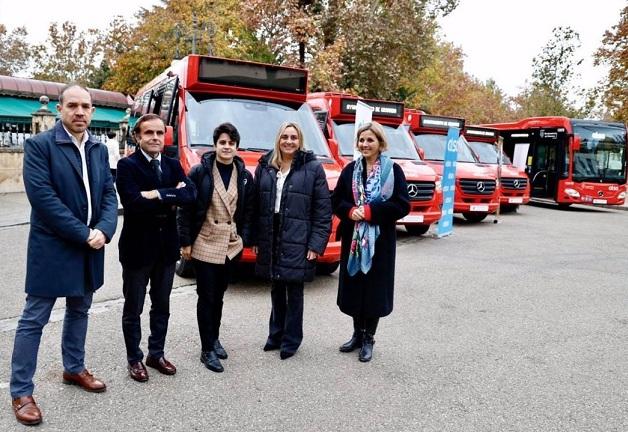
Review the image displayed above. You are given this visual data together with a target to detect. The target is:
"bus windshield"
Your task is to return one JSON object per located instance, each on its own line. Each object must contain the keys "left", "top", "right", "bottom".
{"left": 466, "top": 140, "right": 512, "bottom": 165}
{"left": 414, "top": 133, "right": 477, "bottom": 162}
{"left": 185, "top": 93, "right": 331, "bottom": 157}
{"left": 572, "top": 123, "right": 626, "bottom": 183}
{"left": 332, "top": 122, "right": 419, "bottom": 160}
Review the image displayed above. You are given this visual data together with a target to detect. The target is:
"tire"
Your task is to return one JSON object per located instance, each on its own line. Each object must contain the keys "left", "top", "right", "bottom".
{"left": 175, "top": 257, "right": 195, "bottom": 278}
{"left": 405, "top": 224, "right": 430, "bottom": 235}
{"left": 462, "top": 212, "right": 488, "bottom": 223}
{"left": 557, "top": 203, "right": 572, "bottom": 210}
{"left": 316, "top": 261, "right": 340, "bottom": 275}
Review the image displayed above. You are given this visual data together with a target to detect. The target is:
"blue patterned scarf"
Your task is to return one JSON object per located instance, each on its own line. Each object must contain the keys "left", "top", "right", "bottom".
{"left": 347, "top": 154, "right": 395, "bottom": 275}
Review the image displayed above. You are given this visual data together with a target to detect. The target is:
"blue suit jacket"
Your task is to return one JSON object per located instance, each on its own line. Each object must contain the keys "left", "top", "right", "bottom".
{"left": 23, "top": 121, "right": 118, "bottom": 297}
{"left": 116, "top": 150, "right": 196, "bottom": 268}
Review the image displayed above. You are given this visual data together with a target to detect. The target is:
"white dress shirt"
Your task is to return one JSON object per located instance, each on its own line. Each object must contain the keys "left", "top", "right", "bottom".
{"left": 275, "top": 168, "right": 290, "bottom": 213}
{"left": 63, "top": 125, "right": 92, "bottom": 225}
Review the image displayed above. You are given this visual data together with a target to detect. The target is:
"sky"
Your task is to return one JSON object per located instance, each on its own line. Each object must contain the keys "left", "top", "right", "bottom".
{"left": 0, "top": 0, "right": 625, "bottom": 99}
{"left": 438, "top": 0, "right": 626, "bottom": 98}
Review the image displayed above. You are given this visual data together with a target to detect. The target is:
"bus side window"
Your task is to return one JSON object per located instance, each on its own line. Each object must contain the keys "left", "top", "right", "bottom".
{"left": 561, "top": 141, "right": 569, "bottom": 178}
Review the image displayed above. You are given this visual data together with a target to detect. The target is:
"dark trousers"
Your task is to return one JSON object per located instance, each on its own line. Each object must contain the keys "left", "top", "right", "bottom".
{"left": 121, "top": 261, "right": 175, "bottom": 363}
{"left": 110, "top": 169, "right": 117, "bottom": 182}
{"left": 268, "top": 281, "right": 304, "bottom": 353}
{"left": 352, "top": 315, "right": 379, "bottom": 335}
{"left": 194, "top": 259, "right": 232, "bottom": 352}
{"left": 10, "top": 292, "right": 93, "bottom": 398}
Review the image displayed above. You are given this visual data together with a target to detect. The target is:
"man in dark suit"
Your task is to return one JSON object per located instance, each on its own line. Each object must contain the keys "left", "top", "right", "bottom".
{"left": 116, "top": 114, "right": 195, "bottom": 382}
{"left": 10, "top": 84, "right": 118, "bottom": 426}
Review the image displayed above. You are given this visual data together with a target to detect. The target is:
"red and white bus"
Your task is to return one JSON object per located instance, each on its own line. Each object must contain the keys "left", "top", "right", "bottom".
{"left": 482, "top": 117, "right": 627, "bottom": 207}
{"left": 133, "top": 55, "right": 342, "bottom": 275}
{"left": 307, "top": 92, "right": 442, "bottom": 235}
{"left": 463, "top": 126, "right": 530, "bottom": 211}
{"left": 405, "top": 109, "right": 500, "bottom": 222}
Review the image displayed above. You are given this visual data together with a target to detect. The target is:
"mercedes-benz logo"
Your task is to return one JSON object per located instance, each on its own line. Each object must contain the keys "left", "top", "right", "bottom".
{"left": 513, "top": 179, "right": 520, "bottom": 188}
{"left": 476, "top": 181, "right": 485, "bottom": 192}
{"left": 598, "top": 190, "right": 604, "bottom": 197}
{"left": 407, "top": 184, "right": 419, "bottom": 198}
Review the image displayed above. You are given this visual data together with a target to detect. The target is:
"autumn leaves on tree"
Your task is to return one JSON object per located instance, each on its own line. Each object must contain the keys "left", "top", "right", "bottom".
{"left": 0, "top": 1, "right": 625, "bottom": 124}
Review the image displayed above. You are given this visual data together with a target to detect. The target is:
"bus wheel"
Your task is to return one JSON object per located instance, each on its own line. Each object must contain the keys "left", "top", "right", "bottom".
{"left": 317, "top": 262, "right": 340, "bottom": 275}
{"left": 405, "top": 224, "right": 430, "bottom": 235}
{"left": 175, "top": 257, "right": 195, "bottom": 278}
{"left": 462, "top": 212, "right": 488, "bottom": 223}
{"left": 558, "top": 203, "right": 572, "bottom": 210}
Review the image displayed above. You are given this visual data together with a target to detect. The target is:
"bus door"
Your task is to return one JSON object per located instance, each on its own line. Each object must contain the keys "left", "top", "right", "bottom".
{"left": 504, "top": 128, "right": 565, "bottom": 199}
{"left": 531, "top": 129, "right": 570, "bottom": 198}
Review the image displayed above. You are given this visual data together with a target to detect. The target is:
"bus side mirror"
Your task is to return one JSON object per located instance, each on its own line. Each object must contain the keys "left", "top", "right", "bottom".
{"left": 328, "top": 138, "right": 340, "bottom": 158}
{"left": 571, "top": 136, "right": 581, "bottom": 152}
{"left": 164, "top": 126, "right": 174, "bottom": 147}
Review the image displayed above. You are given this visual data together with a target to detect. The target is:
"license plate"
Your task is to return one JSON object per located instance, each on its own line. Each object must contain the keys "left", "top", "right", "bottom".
{"left": 400, "top": 215, "right": 424, "bottom": 223}
{"left": 508, "top": 197, "right": 523, "bottom": 204}
{"left": 593, "top": 199, "right": 607, "bottom": 204}
{"left": 469, "top": 205, "right": 488, "bottom": 212}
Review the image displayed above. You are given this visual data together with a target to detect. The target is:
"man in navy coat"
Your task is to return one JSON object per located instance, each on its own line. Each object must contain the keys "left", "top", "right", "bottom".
{"left": 116, "top": 114, "right": 195, "bottom": 382}
{"left": 10, "top": 84, "right": 118, "bottom": 426}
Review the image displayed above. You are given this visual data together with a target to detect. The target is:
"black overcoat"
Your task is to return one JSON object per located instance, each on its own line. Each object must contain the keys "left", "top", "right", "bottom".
{"left": 22, "top": 121, "right": 118, "bottom": 297}
{"left": 254, "top": 150, "right": 331, "bottom": 283}
{"left": 177, "top": 151, "right": 256, "bottom": 248}
{"left": 332, "top": 159, "right": 410, "bottom": 317}
{"left": 116, "top": 150, "right": 196, "bottom": 269}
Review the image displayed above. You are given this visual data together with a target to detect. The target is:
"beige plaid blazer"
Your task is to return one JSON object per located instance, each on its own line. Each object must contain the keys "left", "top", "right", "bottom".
{"left": 191, "top": 163, "right": 243, "bottom": 264}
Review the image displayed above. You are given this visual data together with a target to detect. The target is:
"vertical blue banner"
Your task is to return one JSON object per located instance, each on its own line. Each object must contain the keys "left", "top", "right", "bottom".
{"left": 437, "top": 127, "right": 460, "bottom": 238}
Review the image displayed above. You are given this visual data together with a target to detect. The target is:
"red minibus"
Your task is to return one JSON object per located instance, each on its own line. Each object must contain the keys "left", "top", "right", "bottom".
{"left": 134, "top": 55, "right": 342, "bottom": 275}
{"left": 482, "top": 117, "right": 626, "bottom": 207}
{"left": 307, "top": 92, "right": 442, "bottom": 235}
{"left": 405, "top": 109, "right": 500, "bottom": 222}
{"left": 463, "top": 126, "right": 530, "bottom": 211}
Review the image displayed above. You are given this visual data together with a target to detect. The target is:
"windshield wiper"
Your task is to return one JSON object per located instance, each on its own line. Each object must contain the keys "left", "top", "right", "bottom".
{"left": 240, "top": 147, "right": 269, "bottom": 152}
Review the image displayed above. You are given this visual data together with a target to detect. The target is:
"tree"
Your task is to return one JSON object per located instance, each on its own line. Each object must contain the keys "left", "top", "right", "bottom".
{"left": 595, "top": 5, "right": 628, "bottom": 122}
{"left": 32, "top": 22, "right": 103, "bottom": 85}
{"left": 513, "top": 26, "right": 584, "bottom": 117}
{"left": 406, "top": 41, "right": 514, "bottom": 123}
{"left": 104, "top": 0, "right": 271, "bottom": 94}
{"left": 0, "top": 24, "right": 32, "bottom": 76}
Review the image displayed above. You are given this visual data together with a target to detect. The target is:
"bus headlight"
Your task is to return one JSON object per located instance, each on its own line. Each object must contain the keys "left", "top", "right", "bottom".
{"left": 618, "top": 191, "right": 626, "bottom": 200}
{"left": 435, "top": 180, "right": 442, "bottom": 192}
{"left": 565, "top": 188, "right": 580, "bottom": 198}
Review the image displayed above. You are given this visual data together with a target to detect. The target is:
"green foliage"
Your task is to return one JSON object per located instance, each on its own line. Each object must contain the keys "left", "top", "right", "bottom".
{"left": 32, "top": 22, "right": 103, "bottom": 85}
{"left": 103, "top": 0, "right": 270, "bottom": 94}
{"left": 514, "top": 26, "right": 584, "bottom": 118}
{"left": 0, "top": 24, "right": 32, "bottom": 76}
{"left": 594, "top": 5, "right": 628, "bottom": 122}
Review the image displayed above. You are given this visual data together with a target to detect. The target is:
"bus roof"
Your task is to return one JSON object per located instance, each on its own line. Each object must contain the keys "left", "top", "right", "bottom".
{"left": 135, "top": 55, "right": 309, "bottom": 104}
{"left": 307, "top": 92, "right": 405, "bottom": 125}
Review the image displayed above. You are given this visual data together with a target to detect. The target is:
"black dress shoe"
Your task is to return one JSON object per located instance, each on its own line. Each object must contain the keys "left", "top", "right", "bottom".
{"left": 263, "top": 341, "right": 280, "bottom": 351}
{"left": 146, "top": 356, "right": 177, "bottom": 375}
{"left": 339, "top": 332, "right": 363, "bottom": 353}
{"left": 359, "top": 334, "right": 375, "bottom": 362}
{"left": 128, "top": 361, "right": 149, "bottom": 382}
{"left": 279, "top": 350, "right": 295, "bottom": 360}
{"left": 213, "top": 340, "right": 228, "bottom": 360}
{"left": 200, "top": 351, "right": 224, "bottom": 373}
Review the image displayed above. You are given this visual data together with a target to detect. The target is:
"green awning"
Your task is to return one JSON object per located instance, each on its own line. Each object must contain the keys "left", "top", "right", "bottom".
{"left": 0, "top": 96, "right": 135, "bottom": 128}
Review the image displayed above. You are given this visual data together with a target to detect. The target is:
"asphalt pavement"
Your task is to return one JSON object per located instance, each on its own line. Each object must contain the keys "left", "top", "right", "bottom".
{"left": 0, "top": 193, "right": 627, "bottom": 431}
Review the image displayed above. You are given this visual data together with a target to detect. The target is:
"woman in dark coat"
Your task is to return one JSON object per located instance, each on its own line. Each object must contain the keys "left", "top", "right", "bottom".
{"left": 253, "top": 122, "right": 331, "bottom": 360}
{"left": 331, "top": 121, "right": 410, "bottom": 362}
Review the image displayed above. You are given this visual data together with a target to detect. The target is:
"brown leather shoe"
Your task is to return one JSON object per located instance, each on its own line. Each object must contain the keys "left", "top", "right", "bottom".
{"left": 12, "top": 396, "right": 42, "bottom": 425}
{"left": 146, "top": 356, "right": 177, "bottom": 375}
{"left": 128, "top": 361, "right": 149, "bottom": 382}
{"left": 62, "top": 369, "right": 107, "bottom": 392}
